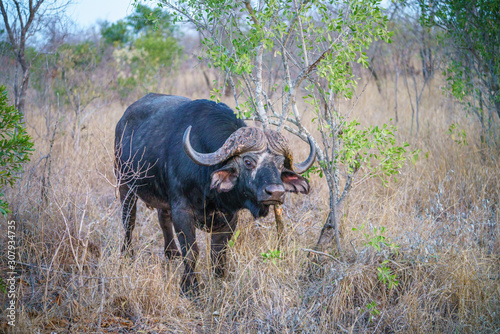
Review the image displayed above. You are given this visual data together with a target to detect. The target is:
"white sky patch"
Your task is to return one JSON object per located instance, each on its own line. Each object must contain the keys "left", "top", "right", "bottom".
{"left": 67, "top": 0, "right": 134, "bottom": 28}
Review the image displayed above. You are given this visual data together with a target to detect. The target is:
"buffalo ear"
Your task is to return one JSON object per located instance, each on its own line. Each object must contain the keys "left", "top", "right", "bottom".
{"left": 281, "top": 170, "right": 310, "bottom": 194}
{"left": 211, "top": 166, "right": 239, "bottom": 192}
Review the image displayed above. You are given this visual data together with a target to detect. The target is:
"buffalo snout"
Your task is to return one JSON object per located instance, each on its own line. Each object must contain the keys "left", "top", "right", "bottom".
{"left": 261, "top": 183, "right": 285, "bottom": 204}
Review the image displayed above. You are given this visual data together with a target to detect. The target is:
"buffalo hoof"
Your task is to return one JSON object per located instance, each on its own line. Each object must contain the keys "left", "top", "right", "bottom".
{"left": 181, "top": 274, "right": 202, "bottom": 296}
{"left": 181, "top": 283, "right": 198, "bottom": 297}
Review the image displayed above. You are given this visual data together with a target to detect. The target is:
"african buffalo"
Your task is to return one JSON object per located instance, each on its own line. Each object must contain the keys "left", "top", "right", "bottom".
{"left": 114, "top": 93, "right": 315, "bottom": 292}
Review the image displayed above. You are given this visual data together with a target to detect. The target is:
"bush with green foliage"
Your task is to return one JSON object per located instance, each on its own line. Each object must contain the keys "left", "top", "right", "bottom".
{"left": 53, "top": 41, "right": 102, "bottom": 100}
{"left": 101, "top": 20, "right": 129, "bottom": 45}
{"left": 421, "top": 0, "right": 500, "bottom": 144}
{"left": 0, "top": 86, "right": 34, "bottom": 215}
{"left": 101, "top": 4, "right": 182, "bottom": 97}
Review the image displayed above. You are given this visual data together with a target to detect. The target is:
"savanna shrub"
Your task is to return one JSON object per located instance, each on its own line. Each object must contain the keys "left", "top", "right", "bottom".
{"left": 0, "top": 86, "right": 34, "bottom": 214}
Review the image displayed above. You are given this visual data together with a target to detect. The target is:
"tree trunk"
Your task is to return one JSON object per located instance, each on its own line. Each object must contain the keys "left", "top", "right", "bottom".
{"left": 316, "top": 127, "right": 342, "bottom": 255}
{"left": 316, "top": 188, "right": 341, "bottom": 254}
{"left": 412, "top": 72, "right": 420, "bottom": 135}
{"left": 394, "top": 68, "right": 399, "bottom": 123}
{"left": 17, "top": 65, "right": 30, "bottom": 115}
{"left": 368, "top": 61, "right": 382, "bottom": 96}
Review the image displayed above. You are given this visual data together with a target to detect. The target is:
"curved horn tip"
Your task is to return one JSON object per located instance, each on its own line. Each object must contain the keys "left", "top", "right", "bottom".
{"left": 183, "top": 125, "right": 234, "bottom": 166}
{"left": 182, "top": 125, "right": 194, "bottom": 159}
{"left": 293, "top": 136, "right": 316, "bottom": 174}
{"left": 183, "top": 125, "right": 192, "bottom": 142}
{"left": 183, "top": 125, "right": 213, "bottom": 166}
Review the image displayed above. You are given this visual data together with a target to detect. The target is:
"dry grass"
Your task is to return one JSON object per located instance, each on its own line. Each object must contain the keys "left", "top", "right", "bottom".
{"left": 1, "top": 68, "right": 499, "bottom": 333}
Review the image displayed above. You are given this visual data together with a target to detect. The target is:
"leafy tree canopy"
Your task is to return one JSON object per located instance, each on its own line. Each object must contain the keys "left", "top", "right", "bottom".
{"left": 101, "top": 4, "right": 176, "bottom": 45}
{"left": 127, "top": 3, "right": 175, "bottom": 35}
{"left": 102, "top": 3, "right": 182, "bottom": 98}
{"left": 101, "top": 20, "right": 129, "bottom": 45}
{"left": 420, "top": 0, "right": 500, "bottom": 142}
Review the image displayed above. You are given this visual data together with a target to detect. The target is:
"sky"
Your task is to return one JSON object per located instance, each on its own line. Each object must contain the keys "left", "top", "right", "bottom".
{"left": 67, "top": 0, "right": 136, "bottom": 28}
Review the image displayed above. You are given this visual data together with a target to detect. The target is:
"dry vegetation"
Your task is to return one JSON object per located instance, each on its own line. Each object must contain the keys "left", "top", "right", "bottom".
{"left": 1, "top": 68, "right": 499, "bottom": 333}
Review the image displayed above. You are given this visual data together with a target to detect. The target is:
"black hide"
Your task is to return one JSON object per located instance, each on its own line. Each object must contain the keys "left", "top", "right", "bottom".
{"left": 114, "top": 93, "right": 310, "bottom": 293}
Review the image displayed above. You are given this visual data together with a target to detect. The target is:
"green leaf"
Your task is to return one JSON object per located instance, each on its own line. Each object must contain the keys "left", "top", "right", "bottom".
{"left": 0, "top": 86, "right": 34, "bottom": 215}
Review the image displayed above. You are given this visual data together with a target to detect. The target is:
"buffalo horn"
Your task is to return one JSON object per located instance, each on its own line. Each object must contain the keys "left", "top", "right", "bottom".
{"left": 293, "top": 136, "right": 316, "bottom": 174}
{"left": 183, "top": 126, "right": 266, "bottom": 166}
{"left": 266, "top": 130, "right": 316, "bottom": 174}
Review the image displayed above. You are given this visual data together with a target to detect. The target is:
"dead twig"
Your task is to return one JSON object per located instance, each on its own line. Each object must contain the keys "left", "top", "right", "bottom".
{"left": 301, "top": 248, "right": 342, "bottom": 264}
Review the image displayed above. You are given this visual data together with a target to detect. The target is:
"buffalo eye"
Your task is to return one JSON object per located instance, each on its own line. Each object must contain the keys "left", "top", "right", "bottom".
{"left": 244, "top": 157, "right": 256, "bottom": 169}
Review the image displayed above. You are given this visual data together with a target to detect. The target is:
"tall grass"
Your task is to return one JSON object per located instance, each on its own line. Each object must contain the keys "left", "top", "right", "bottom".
{"left": 1, "top": 69, "right": 498, "bottom": 333}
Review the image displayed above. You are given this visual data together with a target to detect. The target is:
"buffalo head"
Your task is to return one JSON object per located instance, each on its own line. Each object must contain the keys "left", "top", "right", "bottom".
{"left": 183, "top": 126, "right": 315, "bottom": 217}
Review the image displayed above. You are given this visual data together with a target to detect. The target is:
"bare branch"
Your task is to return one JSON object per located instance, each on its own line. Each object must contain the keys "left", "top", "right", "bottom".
{"left": 163, "top": 2, "right": 208, "bottom": 31}
{"left": 279, "top": 41, "right": 294, "bottom": 131}
{"left": 241, "top": 73, "right": 257, "bottom": 116}
{"left": 226, "top": 71, "right": 239, "bottom": 108}
{"left": 337, "top": 155, "right": 361, "bottom": 207}
{"left": 293, "top": 0, "right": 308, "bottom": 67}
{"left": 255, "top": 42, "right": 269, "bottom": 129}
{"left": 260, "top": 87, "right": 278, "bottom": 117}
{"left": 293, "top": 30, "right": 351, "bottom": 90}
{"left": 243, "top": 0, "right": 259, "bottom": 26}
{"left": 293, "top": 47, "right": 332, "bottom": 89}
{"left": 301, "top": 248, "right": 341, "bottom": 263}
{"left": 0, "top": 1, "right": 18, "bottom": 51}
{"left": 282, "top": 0, "right": 306, "bottom": 48}
{"left": 268, "top": 118, "right": 326, "bottom": 163}
{"left": 13, "top": 1, "right": 24, "bottom": 31}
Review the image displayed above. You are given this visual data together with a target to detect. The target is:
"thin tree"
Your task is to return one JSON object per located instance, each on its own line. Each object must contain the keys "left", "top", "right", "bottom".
{"left": 0, "top": 0, "right": 69, "bottom": 115}
{"left": 151, "top": 0, "right": 417, "bottom": 254}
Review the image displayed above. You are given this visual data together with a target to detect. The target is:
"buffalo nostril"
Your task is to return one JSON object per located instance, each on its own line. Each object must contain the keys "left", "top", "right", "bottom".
{"left": 265, "top": 184, "right": 285, "bottom": 197}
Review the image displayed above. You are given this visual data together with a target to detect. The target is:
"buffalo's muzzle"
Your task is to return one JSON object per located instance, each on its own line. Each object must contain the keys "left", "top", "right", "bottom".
{"left": 260, "top": 184, "right": 285, "bottom": 204}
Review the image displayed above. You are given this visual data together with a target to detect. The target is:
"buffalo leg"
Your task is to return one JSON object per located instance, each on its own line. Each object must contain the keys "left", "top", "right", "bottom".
{"left": 210, "top": 213, "right": 237, "bottom": 277}
{"left": 171, "top": 203, "right": 199, "bottom": 293}
{"left": 157, "top": 209, "right": 181, "bottom": 259}
{"left": 119, "top": 184, "right": 138, "bottom": 257}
